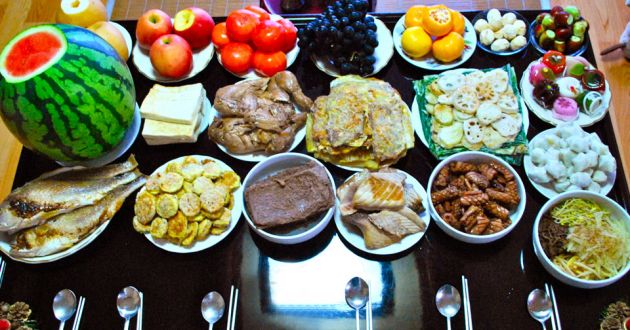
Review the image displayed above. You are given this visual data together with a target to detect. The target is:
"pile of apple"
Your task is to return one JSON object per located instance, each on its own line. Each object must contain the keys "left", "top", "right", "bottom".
{"left": 213, "top": 5, "right": 297, "bottom": 76}
{"left": 136, "top": 7, "right": 215, "bottom": 79}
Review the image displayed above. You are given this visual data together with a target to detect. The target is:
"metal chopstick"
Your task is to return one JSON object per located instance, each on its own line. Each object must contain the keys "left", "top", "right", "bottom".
{"left": 461, "top": 276, "right": 469, "bottom": 330}
{"left": 136, "top": 291, "right": 143, "bottom": 330}
{"left": 464, "top": 276, "right": 473, "bottom": 330}
{"left": 226, "top": 286, "right": 234, "bottom": 330}
{"left": 72, "top": 296, "right": 85, "bottom": 330}
{"left": 0, "top": 257, "right": 6, "bottom": 289}
{"left": 544, "top": 284, "right": 557, "bottom": 330}
{"left": 549, "top": 284, "right": 561, "bottom": 330}
{"left": 230, "top": 288, "right": 239, "bottom": 330}
{"left": 367, "top": 280, "right": 372, "bottom": 330}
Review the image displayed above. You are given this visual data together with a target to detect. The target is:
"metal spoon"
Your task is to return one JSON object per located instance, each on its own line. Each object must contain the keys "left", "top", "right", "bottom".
{"left": 116, "top": 286, "right": 141, "bottom": 330}
{"left": 53, "top": 289, "right": 77, "bottom": 330}
{"left": 201, "top": 291, "right": 225, "bottom": 330}
{"left": 435, "top": 284, "right": 461, "bottom": 330}
{"left": 527, "top": 289, "right": 552, "bottom": 330}
{"left": 345, "top": 277, "right": 369, "bottom": 330}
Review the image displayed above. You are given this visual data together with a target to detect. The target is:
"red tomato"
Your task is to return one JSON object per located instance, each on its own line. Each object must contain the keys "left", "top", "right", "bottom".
{"left": 211, "top": 22, "right": 230, "bottom": 49}
{"left": 253, "top": 51, "right": 287, "bottom": 77}
{"left": 252, "top": 20, "right": 284, "bottom": 52}
{"left": 0, "top": 319, "right": 10, "bottom": 330}
{"left": 277, "top": 19, "right": 297, "bottom": 53}
{"left": 226, "top": 9, "right": 259, "bottom": 42}
{"left": 222, "top": 42, "right": 253, "bottom": 73}
{"left": 245, "top": 5, "right": 271, "bottom": 22}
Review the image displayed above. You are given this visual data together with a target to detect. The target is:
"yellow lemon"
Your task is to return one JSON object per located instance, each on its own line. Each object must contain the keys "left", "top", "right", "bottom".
{"left": 56, "top": 0, "right": 107, "bottom": 27}
{"left": 401, "top": 26, "right": 432, "bottom": 58}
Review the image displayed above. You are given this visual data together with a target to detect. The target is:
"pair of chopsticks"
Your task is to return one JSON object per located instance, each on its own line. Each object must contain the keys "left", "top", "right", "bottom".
{"left": 226, "top": 285, "right": 239, "bottom": 330}
{"left": 71, "top": 296, "right": 86, "bottom": 330}
{"left": 0, "top": 257, "right": 5, "bottom": 289}
{"left": 366, "top": 280, "right": 373, "bottom": 330}
{"left": 545, "top": 283, "right": 562, "bottom": 330}
{"left": 461, "top": 275, "right": 473, "bottom": 330}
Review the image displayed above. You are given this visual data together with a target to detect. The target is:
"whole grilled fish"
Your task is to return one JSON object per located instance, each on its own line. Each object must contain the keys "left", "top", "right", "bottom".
{"left": 0, "top": 156, "right": 141, "bottom": 233}
{"left": 10, "top": 176, "right": 146, "bottom": 258}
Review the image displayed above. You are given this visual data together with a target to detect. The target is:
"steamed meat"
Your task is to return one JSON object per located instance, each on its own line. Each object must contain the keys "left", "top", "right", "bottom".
{"left": 343, "top": 212, "right": 399, "bottom": 249}
{"left": 368, "top": 209, "right": 425, "bottom": 238}
{"left": 0, "top": 156, "right": 141, "bottom": 233}
{"left": 352, "top": 173, "right": 406, "bottom": 211}
{"left": 210, "top": 71, "right": 312, "bottom": 154}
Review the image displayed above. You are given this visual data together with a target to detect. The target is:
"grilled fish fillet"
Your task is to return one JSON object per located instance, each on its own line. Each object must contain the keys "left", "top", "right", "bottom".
{"left": 404, "top": 184, "right": 424, "bottom": 213}
{"left": 336, "top": 171, "right": 369, "bottom": 216}
{"left": 343, "top": 212, "right": 399, "bottom": 250}
{"left": 10, "top": 176, "right": 146, "bottom": 257}
{"left": 352, "top": 173, "right": 406, "bottom": 211}
{"left": 368, "top": 209, "right": 425, "bottom": 238}
{"left": 0, "top": 157, "right": 142, "bottom": 233}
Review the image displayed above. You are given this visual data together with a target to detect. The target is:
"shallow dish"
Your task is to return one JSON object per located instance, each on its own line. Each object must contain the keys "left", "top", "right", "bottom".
{"left": 242, "top": 153, "right": 335, "bottom": 244}
{"left": 471, "top": 9, "right": 529, "bottom": 56}
{"left": 392, "top": 15, "right": 476, "bottom": 70}
{"left": 427, "top": 151, "right": 526, "bottom": 244}
{"left": 532, "top": 190, "right": 630, "bottom": 288}
{"left": 132, "top": 38, "right": 215, "bottom": 83}
{"left": 528, "top": 20, "right": 588, "bottom": 57}
{"left": 334, "top": 169, "right": 430, "bottom": 255}
{"left": 142, "top": 155, "right": 243, "bottom": 253}
{"left": 523, "top": 126, "right": 616, "bottom": 199}
{"left": 311, "top": 16, "right": 393, "bottom": 77}
{"left": 520, "top": 59, "right": 611, "bottom": 127}
{"left": 216, "top": 14, "right": 300, "bottom": 79}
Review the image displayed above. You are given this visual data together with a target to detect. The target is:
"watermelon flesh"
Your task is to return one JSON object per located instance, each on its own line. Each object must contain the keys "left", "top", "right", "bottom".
{"left": 0, "top": 24, "right": 136, "bottom": 163}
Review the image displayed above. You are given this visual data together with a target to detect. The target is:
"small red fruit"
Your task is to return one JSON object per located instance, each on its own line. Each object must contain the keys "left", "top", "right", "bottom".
{"left": 221, "top": 42, "right": 254, "bottom": 73}
{"left": 252, "top": 20, "right": 284, "bottom": 52}
{"left": 253, "top": 51, "right": 287, "bottom": 77}
{"left": 212, "top": 22, "right": 230, "bottom": 49}
{"left": 0, "top": 319, "right": 11, "bottom": 330}
{"left": 277, "top": 19, "right": 297, "bottom": 52}
{"left": 226, "top": 9, "right": 259, "bottom": 42}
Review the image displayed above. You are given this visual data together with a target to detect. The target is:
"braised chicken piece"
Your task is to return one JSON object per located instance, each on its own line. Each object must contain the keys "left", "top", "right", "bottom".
{"left": 209, "top": 71, "right": 312, "bottom": 154}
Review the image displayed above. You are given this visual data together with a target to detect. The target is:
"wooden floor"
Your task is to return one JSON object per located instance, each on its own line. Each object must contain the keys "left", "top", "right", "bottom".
{"left": 0, "top": 0, "right": 628, "bottom": 199}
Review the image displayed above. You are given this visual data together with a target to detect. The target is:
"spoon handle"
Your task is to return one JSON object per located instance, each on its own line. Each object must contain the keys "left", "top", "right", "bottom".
{"left": 446, "top": 317, "right": 451, "bottom": 330}
{"left": 209, "top": 323, "right": 213, "bottom": 330}
{"left": 59, "top": 321, "right": 65, "bottom": 330}
{"left": 123, "top": 319, "right": 130, "bottom": 330}
{"left": 541, "top": 322, "right": 547, "bottom": 330}
{"left": 355, "top": 309, "right": 360, "bottom": 330}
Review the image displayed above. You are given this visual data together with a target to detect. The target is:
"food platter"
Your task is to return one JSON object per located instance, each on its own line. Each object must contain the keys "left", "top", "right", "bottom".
{"left": 0, "top": 217, "right": 112, "bottom": 264}
{"left": 523, "top": 126, "right": 616, "bottom": 199}
{"left": 392, "top": 15, "right": 476, "bottom": 70}
{"left": 311, "top": 17, "right": 393, "bottom": 77}
{"left": 208, "top": 105, "right": 305, "bottom": 162}
{"left": 140, "top": 155, "right": 243, "bottom": 253}
{"left": 520, "top": 59, "right": 611, "bottom": 127}
{"left": 334, "top": 168, "right": 430, "bottom": 255}
{"left": 132, "top": 40, "right": 215, "bottom": 83}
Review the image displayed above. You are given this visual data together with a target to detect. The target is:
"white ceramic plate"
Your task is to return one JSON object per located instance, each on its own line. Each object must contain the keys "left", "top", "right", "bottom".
{"left": 208, "top": 106, "right": 305, "bottom": 162}
{"left": 132, "top": 38, "right": 215, "bottom": 83}
{"left": 111, "top": 21, "right": 132, "bottom": 60}
{"left": 410, "top": 68, "right": 530, "bottom": 149}
{"left": 523, "top": 127, "right": 616, "bottom": 199}
{"left": 334, "top": 168, "right": 430, "bottom": 255}
{"left": 311, "top": 17, "right": 393, "bottom": 77}
{"left": 216, "top": 14, "right": 300, "bottom": 79}
{"left": 58, "top": 103, "right": 141, "bottom": 168}
{"left": 520, "top": 59, "right": 611, "bottom": 127}
{"left": 0, "top": 216, "right": 112, "bottom": 264}
{"left": 392, "top": 15, "right": 477, "bottom": 71}
{"left": 142, "top": 155, "right": 243, "bottom": 253}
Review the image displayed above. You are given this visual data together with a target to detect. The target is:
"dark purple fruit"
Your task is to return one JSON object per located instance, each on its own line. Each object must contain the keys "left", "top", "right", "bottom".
{"left": 550, "top": 5, "right": 564, "bottom": 17}
{"left": 534, "top": 24, "right": 546, "bottom": 39}
{"left": 555, "top": 28, "right": 571, "bottom": 41}
{"left": 567, "top": 35, "right": 584, "bottom": 53}
{"left": 553, "top": 11, "right": 574, "bottom": 27}
{"left": 539, "top": 30, "right": 556, "bottom": 50}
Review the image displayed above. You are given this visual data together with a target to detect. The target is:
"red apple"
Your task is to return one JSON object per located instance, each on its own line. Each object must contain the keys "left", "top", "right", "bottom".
{"left": 136, "top": 9, "right": 173, "bottom": 49}
{"left": 174, "top": 7, "right": 215, "bottom": 49}
{"left": 149, "top": 34, "right": 193, "bottom": 78}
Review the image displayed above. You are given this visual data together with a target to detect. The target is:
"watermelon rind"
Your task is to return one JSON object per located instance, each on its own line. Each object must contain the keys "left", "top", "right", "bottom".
{"left": 0, "top": 24, "right": 136, "bottom": 163}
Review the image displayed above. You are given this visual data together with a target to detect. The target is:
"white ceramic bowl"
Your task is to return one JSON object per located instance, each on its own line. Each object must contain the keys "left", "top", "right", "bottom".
{"left": 427, "top": 151, "right": 526, "bottom": 243}
{"left": 532, "top": 190, "right": 630, "bottom": 289}
{"left": 242, "top": 152, "right": 336, "bottom": 244}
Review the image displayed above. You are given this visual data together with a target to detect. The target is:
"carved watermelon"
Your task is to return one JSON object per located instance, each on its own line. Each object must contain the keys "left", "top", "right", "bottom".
{"left": 0, "top": 24, "right": 136, "bottom": 162}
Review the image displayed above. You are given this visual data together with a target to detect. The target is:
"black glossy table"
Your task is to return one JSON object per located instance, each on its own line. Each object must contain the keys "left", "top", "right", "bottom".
{"left": 4, "top": 11, "right": 629, "bottom": 329}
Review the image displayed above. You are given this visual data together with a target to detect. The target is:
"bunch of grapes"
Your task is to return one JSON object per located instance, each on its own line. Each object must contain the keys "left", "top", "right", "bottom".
{"left": 298, "top": 0, "right": 378, "bottom": 76}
